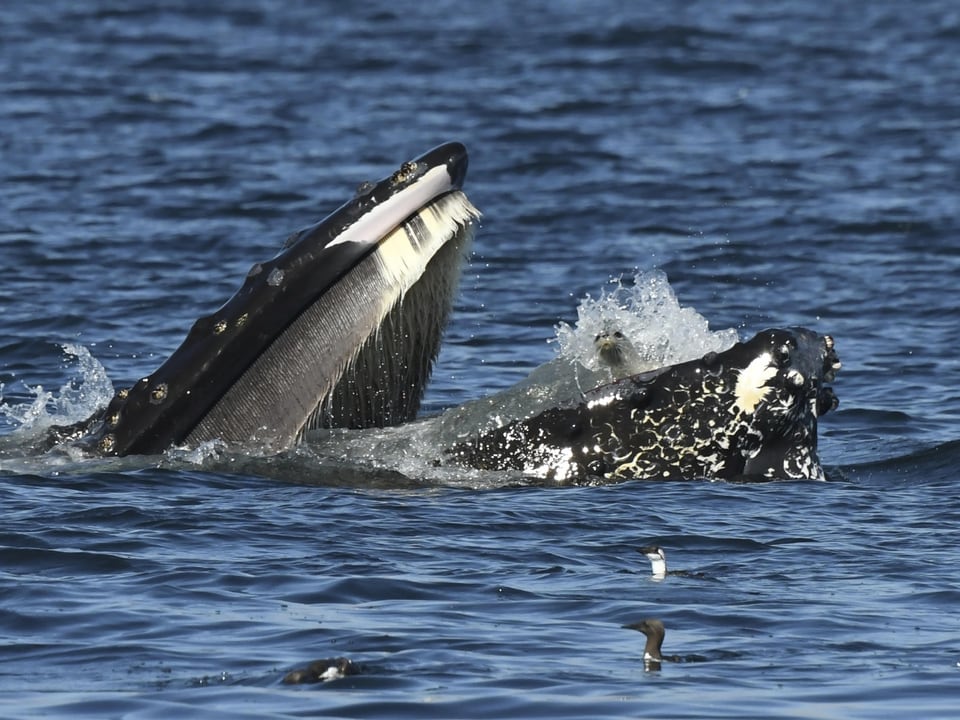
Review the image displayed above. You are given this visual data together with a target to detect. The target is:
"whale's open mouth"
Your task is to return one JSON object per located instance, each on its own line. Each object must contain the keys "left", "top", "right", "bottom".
{"left": 446, "top": 328, "right": 841, "bottom": 482}
{"left": 55, "top": 143, "right": 480, "bottom": 456}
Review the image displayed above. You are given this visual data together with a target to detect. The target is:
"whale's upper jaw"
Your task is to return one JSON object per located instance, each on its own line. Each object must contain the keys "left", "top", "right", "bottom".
{"left": 721, "top": 327, "right": 840, "bottom": 481}
{"left": 446, "top": 328, "right": 841, "bottom": 483}
{"left": 69, "top": 142, "right": 478, "bottom": 457}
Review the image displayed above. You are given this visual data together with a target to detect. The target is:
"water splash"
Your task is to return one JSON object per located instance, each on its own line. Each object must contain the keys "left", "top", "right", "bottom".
{"left": 553, "top": 269, "right": 739, "bottom": 376}
{"left": 167, "top": 438, "right": 229, "bottom": 465}
{"left": 431, "top": 270, "right": 738, "bottom": 441}
{"left": 0, "top": 344, "right": 114, "bottom": 434}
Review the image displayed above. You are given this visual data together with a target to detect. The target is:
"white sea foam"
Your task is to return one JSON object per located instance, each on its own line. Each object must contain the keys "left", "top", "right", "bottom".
{"left": 168, "top": 438, "right": 230, "bottom": 465}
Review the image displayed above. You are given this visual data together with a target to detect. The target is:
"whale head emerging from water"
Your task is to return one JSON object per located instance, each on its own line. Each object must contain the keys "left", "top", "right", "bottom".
{"left": 445, "top": 328, "right": 841, "bottom": 482}
{"left": 39, "top": 143, "right": 840, "bottom": 483}
{"left": 52, "top": 142, "right": 480, "bottom": 456}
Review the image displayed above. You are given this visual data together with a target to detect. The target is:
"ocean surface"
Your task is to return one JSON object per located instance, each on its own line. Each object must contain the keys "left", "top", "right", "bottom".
{"left": 2, "top": 1, "right": 960, "bottom": 717}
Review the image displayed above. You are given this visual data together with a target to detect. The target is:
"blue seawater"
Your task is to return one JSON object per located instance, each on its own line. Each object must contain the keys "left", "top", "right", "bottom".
{"left": 2, "top": 1, "right": 960, "bottom": 717}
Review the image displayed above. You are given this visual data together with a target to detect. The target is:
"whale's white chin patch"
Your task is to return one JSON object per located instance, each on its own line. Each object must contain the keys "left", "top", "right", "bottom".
{"left": 734, "top": 352, "right": 777, "bottom": 415}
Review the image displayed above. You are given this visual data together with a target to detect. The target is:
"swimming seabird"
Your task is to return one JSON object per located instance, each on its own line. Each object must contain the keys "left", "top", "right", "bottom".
{"left": 637, "top": 545, "right": 707, "bottom": 580}
{"left": 638, "top": 544, "right": 667, "bottom": 580}
{"left": 623, "top": 618, "right": 709, "bottom": 670}
{"left": 622, "top": 618, "right": 680, "bottom": 671}
{"left": 282, "top": 657, "right": 359, "bottom": 684}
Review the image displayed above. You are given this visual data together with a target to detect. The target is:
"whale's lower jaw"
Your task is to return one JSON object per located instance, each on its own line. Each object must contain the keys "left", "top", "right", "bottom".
{"left": 445, "top": 328, "right": 840, "bottom": 483}
{"left": 52, "top": 142, "right": 479, "bottom": 457}
{"left": 187, "top": 192, "right": 478, "bottom": 450}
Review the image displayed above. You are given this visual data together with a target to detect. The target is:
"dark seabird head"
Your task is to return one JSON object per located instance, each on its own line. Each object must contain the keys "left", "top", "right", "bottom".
{"left": 625, "top": 618, "right": 709, "bottom": 670}
{"left": 623, "top": 617, "right": 682, "bottom": 671}
{"left": 282, "top": 657, "right": 359, "bottom": 684}
{"left": 624, "top": 618, "right": 667, "bottom": 662}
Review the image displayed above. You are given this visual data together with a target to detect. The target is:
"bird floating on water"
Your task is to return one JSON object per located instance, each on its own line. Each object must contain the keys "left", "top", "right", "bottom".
{"left": 282, "top": 656, "right": 359, "bottom": 685}
{"left": 638, "top": 545, "right": 668, "bottom": 580}
{"left": 623, "top": 618, "right": 707, "bottom": 671}
{"left": 623, "top": 618, "right": 678, "bottom": 671}
{"left": 637, "top": 544, "right": 707, "bottom": 580}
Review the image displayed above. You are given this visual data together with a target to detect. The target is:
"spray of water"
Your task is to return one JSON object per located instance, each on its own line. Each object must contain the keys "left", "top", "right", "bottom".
{"left": 553, "top": 269, "right": 738, "bottom": 375}
{"left": 0, "top": 344, "right": 114, "bottom": 434}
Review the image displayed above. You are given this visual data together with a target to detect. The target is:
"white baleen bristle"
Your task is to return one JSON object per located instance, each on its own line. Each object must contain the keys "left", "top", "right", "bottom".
{"left": 302, "top": 191, "right": 480, "bottom": 434}
{"left": 372, "top": 191, "right": 481, "bottom": 288}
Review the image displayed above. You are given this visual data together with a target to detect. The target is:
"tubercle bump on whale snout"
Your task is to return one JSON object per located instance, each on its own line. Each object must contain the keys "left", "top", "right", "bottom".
{"left": 818, "top": 386, "right": 840, "bottom": 415}
{"left": 822, "top": 334, "right": 842, "bottom": 382}
{"left": 815, "top": 333, "right": 840, "bottom": 415}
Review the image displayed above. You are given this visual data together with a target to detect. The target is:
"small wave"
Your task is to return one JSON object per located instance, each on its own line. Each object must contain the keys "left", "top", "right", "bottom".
{"left": 842, "top": 438, "right": 960, "bottom": 482}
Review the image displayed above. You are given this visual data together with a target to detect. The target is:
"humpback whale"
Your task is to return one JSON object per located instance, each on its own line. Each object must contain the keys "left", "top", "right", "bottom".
{"left": 47, "top": 142, "right": 480, "bottom": 456}
{"left": 444, "top": 328, "right": 840, "bottom": 482}
{"left": 37, "top": 141, "right": 840, "bottom": 484}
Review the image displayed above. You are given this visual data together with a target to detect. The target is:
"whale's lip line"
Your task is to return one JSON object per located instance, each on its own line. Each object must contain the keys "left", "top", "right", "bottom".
{"left": 327, "top": 145, "right": 467, "bottom": 249}
{"left": 231, "top": 144, "right": 469, "bottom": 309}
{"left": 325, "top": 167, "right": 459, "bottom": 251}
